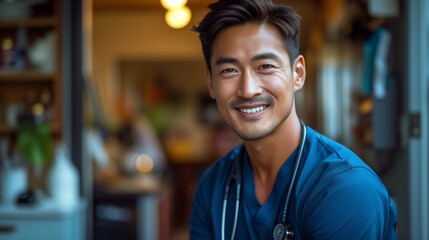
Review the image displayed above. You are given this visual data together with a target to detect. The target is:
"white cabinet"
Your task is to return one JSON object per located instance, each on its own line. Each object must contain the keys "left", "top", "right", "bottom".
{"left": 0, "top": 201, "right": 86, "bottom": 240}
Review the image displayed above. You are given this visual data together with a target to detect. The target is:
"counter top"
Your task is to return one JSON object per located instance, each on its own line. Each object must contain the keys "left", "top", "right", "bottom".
{"left": 0, "top": 199, "right": 86, "bottom": 220}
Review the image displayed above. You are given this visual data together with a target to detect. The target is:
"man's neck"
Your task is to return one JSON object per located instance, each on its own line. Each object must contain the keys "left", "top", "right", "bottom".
{"left": 243, "top": 113, "right": 302, "bottom": 205}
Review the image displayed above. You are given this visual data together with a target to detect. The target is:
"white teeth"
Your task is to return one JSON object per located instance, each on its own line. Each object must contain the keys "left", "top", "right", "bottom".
{"left": 239, "top": 106, "right": 267, "bottom": 113}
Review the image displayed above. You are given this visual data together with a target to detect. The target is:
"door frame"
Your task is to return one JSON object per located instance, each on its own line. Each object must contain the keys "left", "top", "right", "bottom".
{"left": 408, "top": 0, "right": 429, "bottom": 239}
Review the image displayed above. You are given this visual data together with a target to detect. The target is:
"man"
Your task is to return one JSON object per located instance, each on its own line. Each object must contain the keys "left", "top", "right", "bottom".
{"left": 190, "top": 0, "right": 398, "bottom": 239}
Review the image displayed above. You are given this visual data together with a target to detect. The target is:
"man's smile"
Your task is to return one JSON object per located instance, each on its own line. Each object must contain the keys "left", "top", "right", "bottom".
{"left": 238, "top": 105, "right": 268, "bottom": 113}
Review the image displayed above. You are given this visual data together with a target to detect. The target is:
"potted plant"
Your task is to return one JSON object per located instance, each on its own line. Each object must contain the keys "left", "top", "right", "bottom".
{"left": 14, "top": 116, "right": 53, "bottom": 204}
{"left": 17, "top": 120, "right": 53, "bottom": 172}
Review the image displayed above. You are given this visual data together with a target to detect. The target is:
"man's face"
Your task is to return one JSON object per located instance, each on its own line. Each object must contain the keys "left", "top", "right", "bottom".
{"left": 207, "top": 23, "right": 305, "bottom": 141}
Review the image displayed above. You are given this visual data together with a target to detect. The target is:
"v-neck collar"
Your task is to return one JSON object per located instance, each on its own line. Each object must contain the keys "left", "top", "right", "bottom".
{"left": 242, "top": 147, "right": 298, "bottom": 227}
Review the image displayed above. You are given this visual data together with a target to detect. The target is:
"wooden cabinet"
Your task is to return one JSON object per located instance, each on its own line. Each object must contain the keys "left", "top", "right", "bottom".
{"left": 0, "top": 0, "right": 62, "bottom": 136}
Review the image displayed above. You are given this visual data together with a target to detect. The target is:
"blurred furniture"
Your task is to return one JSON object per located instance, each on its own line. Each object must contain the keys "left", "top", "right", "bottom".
{"left": 168, "top": 161, "right": 210, "bottom": 228}
{"left": 0, "top": 200, "right": 86, "bottom": 240}
{"left": 93, "top": 176, "right": 172, "bottom": 240}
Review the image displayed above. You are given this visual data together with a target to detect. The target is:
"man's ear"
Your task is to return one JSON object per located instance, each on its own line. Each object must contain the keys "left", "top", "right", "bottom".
{"left": 292, "top": 55, "right": 306, "bottom": 92}
{"left": 206, "top": 68, "right": 216, "bottom": 99}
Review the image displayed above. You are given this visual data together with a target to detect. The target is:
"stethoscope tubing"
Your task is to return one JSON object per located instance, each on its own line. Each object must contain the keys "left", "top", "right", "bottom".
{"left": 281, "top": 121, "right": 306, "bottom": 222}
{"left": 221, "top": 184, "right": 241, "bottom": 240}
{"left": 221, "top": 120, "right": 306, "bottom": 240}
{"left": 222, "top": 149, "right": 243, "bottom": 240}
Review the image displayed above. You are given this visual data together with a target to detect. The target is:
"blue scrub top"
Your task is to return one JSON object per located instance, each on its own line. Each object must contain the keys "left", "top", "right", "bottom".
{"left": 190, "top": 126, "right": 398, "bottom": 240}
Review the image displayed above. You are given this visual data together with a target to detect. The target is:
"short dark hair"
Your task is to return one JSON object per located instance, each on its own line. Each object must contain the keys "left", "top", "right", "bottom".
{"left": 193, "top": 0, "right": 301, "bottom": 72}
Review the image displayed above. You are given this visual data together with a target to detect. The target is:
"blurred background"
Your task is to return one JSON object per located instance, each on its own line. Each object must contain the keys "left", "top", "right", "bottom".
{"left": 0, "top": 0, "right": 427, "bottom": 239}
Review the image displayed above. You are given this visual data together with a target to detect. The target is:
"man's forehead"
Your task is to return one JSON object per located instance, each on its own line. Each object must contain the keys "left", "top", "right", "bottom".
{"left": 207, "top": 23, "right": 293, "bottom": 70}
{"left": 211, "top": 23, "right": 283, "bottom": 52}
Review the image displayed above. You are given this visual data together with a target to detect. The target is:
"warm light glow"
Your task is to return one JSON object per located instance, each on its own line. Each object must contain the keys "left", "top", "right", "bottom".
{"left": 32, "top": 103, "right": 45, "bottom": 116}
{"left": 135, "top": 154, "right": 154, "bottom": 174}
{"left": 2, "top": 38, "right": 13, "bottom": 50}
{"left": 165, "top": 6, "right": 191, "bottom": 29}
{"left": 160, "top": 0, "right": 187, "bottom": 10}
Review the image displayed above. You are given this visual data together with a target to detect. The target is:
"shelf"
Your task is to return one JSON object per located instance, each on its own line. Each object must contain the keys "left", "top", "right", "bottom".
{"left": 0, "top": 0, "right": 62, "bottom": 139}
{"left": 0, "top": 17, "right": 56, "bottom": 28}
{"left": 0, "top": 122, "right": 61, "bottom": 135}
{"left": 0, "top": 70, "right": 55, "bottom": 82}
{"left": 0, "top": 124, "right": 12, "bottom": 134}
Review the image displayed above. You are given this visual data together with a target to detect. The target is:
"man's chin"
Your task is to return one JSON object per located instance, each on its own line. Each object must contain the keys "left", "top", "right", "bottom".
{"left": 233, "top": 128, "right": 273, "bottom": 141}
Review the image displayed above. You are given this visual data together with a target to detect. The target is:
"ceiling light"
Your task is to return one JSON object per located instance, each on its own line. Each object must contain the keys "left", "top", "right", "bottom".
{"left": 165, "top": 6, "right": 191, "bottom": 29}
{"left": 160, "top": 0, "right": 187, "bottom": 10}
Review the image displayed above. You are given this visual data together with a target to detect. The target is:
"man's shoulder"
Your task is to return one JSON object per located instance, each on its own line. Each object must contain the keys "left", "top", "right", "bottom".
{"left": 195, "top": 144, "right": 242, "bottom": 192}
{"left": 301, "top": 127, "right": 388, "bottom": 196}
{"left": 305, "top": 127, "right": 373, "bottom": 175}
{"left": 297, "top": 128, "right": 397, "bottom": 239}
{"left": 191, "top": 144, "right": 241, "bottom": 216}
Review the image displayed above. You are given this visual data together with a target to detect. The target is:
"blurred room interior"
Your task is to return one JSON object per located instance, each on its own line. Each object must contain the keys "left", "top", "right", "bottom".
{"left": 0, "top": 0, "right": 428, "bottom": 239}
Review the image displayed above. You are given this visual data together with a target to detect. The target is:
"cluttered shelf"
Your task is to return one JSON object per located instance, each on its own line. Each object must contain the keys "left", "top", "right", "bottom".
{"left": 0, "top": 0, "right": 62, "bottom": 141}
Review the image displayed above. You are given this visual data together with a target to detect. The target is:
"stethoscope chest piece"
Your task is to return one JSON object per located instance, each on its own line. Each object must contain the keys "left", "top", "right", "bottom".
{"left": 273, "top": 222, "right": 294, "bottom": 240}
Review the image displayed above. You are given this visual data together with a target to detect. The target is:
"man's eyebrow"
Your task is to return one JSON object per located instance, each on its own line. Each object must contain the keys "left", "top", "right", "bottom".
{"left": 251, "top": 52, "right": 282, "bottom": 62}
{"left": 215, "top": 57, "right": 239, "bottom": 65}
{"left": 214, "top": 52, "right": 281, "bottom": 65}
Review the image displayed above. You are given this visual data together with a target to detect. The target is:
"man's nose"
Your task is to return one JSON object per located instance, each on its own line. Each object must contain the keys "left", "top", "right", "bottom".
{"left": 236, "top": 69, "right": 263, "bottom": 99}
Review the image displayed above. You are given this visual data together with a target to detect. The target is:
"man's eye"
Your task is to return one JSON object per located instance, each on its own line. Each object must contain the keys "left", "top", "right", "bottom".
{"left": 258, "top": 64, "right": 273, "bottom": 70}
{"left": 221, "top": 68, "right": 237, "bottom": 74}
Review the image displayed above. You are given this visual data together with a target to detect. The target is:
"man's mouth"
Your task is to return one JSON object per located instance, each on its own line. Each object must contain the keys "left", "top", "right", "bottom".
{"left": 238, "top": 105, "right": 267, "bottom": 114}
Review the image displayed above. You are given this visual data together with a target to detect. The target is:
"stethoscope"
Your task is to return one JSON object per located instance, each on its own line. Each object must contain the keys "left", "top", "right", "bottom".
{"left": 221, "top": 120, "right": 307, "bottom": 240}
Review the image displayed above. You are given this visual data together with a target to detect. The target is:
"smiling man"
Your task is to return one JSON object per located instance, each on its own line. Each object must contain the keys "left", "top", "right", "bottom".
{"left": 190, "top": 0, "right": 397, "bottom": 239}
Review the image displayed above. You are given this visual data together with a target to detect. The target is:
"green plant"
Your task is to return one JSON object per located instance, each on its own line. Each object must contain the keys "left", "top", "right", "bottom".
{"left": 16, "top": 121, "right": 53, "bottom": 166}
